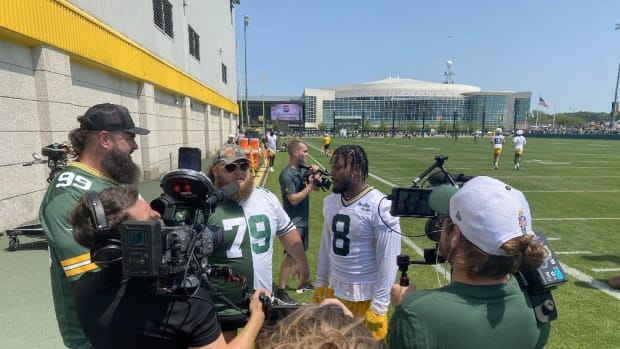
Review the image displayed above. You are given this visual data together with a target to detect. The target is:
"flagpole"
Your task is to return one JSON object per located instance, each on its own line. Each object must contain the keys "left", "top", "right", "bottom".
{"left": 552, "top": 105, "right": 556, "bottom": 127}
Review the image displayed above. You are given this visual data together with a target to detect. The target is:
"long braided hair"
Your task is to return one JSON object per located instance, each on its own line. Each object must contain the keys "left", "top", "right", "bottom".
{"left": 331, "top": 145, "right": 369, "bottom": 182}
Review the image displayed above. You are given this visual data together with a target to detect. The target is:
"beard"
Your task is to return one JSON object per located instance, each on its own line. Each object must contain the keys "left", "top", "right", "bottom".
{"left": 101, "top": 147, "right": 140, "bottom": 185}
{"left": 232, "top": 173, "right": 254, "bottom": 201}
{"left": 331, "top": 177, "right": 351, "bottom": 194}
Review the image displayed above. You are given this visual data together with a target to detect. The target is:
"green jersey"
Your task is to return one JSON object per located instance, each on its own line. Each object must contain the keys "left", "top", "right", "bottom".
{"left": 207, "top": 186, "right": 295, "bottom": 316}
{"left": 387, "top": 277, "right": 550, "bottom": 349}
{"left": 39, "top": 161, "right": 117, "bottom": 349}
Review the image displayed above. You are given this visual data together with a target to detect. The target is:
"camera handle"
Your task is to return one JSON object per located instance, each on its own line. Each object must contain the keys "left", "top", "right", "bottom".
{"left": 397, "top": 253, "right": 445, "bottom": 286}
{"left": 411, "top": 155, "right": 456, "bottom": 187}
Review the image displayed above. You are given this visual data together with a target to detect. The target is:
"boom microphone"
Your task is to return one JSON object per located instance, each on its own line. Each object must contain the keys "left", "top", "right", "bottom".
{"left": 206, "top": 182, "right": 239, "bottom": 205}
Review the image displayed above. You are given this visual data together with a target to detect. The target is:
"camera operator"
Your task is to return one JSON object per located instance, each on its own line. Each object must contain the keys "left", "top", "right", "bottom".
{"left": 313, "top": 145, "right": 401, "bottom": 341}
{"left": 70, "top": 185, "right": 268, "bottom": 349}
{"left": 39, "top": 103, "right": 149, "bottom": 348}
{"left": 206, "top": 143, "right": 309, "bottom": 342}
{"left": 275, "top": 140, "right": 321, "bottom": 303}
{"left": 386, "top": 176, "right": 550, "bottom": 349}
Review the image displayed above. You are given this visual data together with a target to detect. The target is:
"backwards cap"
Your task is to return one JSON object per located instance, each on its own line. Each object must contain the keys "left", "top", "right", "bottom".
{"left": 429, "top": 176, "right": 532, "bottom": 256}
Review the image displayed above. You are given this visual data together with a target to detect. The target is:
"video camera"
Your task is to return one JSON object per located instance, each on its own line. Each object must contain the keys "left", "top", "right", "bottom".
{"left": 120, "top": 148, "right": 238, "bottom": 295}
{"left": 390, "top": 155, "right": 566, "bottom": 323}
{"left": 299, "top": 164, "right": 332, "bottom": 191}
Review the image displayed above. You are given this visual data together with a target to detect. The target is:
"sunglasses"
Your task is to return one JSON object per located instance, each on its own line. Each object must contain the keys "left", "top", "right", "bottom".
{"left": 222, "top": 161, "right": 250, "bottom": 172}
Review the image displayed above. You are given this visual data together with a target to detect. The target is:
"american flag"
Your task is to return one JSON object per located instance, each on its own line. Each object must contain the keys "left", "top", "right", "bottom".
{"left": 538, "top": 97, "right": 549, "bottom": 108}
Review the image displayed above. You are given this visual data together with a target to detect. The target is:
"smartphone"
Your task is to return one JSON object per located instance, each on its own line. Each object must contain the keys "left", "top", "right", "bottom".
{"left": 389, "top": 187, "right": 435, "bottom": 217}
{"left": 178, "top": 147, "right": 202, "bottom": 171}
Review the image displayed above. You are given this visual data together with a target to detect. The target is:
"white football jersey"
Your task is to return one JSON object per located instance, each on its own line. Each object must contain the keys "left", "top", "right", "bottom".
{"left": 493, "top": 134, "right": 505, "bottom": 149}
{"left": 316, "top": 187, "right": 401, "bottom": 314}
{"left": 513, "top": 135, "right": 526, "bottom": 151}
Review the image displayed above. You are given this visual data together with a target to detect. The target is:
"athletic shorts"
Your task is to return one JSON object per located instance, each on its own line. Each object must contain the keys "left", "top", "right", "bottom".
{"left": 324, "top": 287, "right": 370, "bottom": 317}
{"left": 324, "top": 144, "right": 330, "bottom": 150}
{"left": 515, "top": 149, "right": 523, "bottom": 155}
{"left": 284, "top": 226, "right": 308, "bottom": 254}
{"left": 494, "top": 148, "right": 502, "bottom": 155}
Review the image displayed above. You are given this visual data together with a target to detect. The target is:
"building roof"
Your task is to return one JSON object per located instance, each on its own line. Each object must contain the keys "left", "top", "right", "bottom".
{"left": 323, "top": 76, "right": 481, "bottom": 98}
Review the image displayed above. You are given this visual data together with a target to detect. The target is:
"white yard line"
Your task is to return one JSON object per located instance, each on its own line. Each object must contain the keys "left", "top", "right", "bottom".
{"left": 560, "top": 263, "right": 620, "bottom": 301}
{"left": 556, "top": 251, "right": 591, "bottom": 255}
{"left": 592, "top": 267, "right": 620, "bottom": 273}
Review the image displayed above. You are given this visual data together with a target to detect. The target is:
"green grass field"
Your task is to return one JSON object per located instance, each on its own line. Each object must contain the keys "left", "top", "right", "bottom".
{"left": 265, "top": 136, "right": 620, "bottom": 349}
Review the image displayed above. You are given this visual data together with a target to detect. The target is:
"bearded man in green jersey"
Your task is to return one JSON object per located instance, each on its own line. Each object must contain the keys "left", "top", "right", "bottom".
{"left": 206, "top": 143, "right": 310, "bottom": 342}
{"left": 39, "top": 103, "right": 150, "bottom": 349}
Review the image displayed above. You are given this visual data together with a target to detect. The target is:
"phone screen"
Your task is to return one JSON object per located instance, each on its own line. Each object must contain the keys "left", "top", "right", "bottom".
{"left": 389, "top": 187, "right": 435, "bottom": 217}
{"left": 178, "top": 147, "right": 202, "bottom": 171}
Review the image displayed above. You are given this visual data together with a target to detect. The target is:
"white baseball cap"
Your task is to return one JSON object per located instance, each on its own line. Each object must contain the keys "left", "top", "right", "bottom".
{"left": 447, "top": 176, "right": 532, "bottom": 256}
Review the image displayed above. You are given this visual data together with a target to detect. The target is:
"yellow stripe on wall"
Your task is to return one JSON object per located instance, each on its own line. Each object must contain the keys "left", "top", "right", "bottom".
{"left": 0, "top": 0, "right": 239, "bottom": 115}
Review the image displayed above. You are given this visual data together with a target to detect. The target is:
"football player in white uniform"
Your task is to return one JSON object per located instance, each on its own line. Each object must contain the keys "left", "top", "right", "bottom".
{"left": 313, "top": 145, "right": 401, "bottom": 340}
{"left": 512, "top": 129, "right": 527, "bottom": 170}
{"left": 206, "top": 143, "right": 309, "bottom": 342}
{"left": 491, "top": 128, "right": 505, "bottom": 170}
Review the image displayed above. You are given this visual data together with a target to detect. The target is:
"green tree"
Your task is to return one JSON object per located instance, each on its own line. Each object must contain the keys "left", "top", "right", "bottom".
{"left": 378, "top": 121, "right": 388, "bottom": 133}
{"left": 318, "top": 122, "right": 326, "bottom": 131}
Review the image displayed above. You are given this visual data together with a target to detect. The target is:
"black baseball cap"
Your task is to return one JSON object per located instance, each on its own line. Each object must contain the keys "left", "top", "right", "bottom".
{"left": 79, "top": 103, "right": 149, "bottom": 135}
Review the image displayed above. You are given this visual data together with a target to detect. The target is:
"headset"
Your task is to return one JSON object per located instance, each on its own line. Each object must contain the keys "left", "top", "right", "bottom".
{"left": 86, "top": 191, "right": 122, "bottom": 265}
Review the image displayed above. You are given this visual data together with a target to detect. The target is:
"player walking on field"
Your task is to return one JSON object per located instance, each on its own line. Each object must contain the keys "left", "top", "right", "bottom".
{"left": 512, "top": 129, "right": 527, "bottom": 170}
{"left": 491, "top": 128, "right": 505, "bottom": 170}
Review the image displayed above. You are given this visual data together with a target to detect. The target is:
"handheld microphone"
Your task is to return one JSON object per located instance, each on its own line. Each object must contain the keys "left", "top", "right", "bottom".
{"left": 206, "top": 182, "right": 239, "bottom": 205}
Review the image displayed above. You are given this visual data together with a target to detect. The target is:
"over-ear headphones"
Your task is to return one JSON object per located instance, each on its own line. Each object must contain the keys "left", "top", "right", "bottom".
{"left": 86, "top": 191, "right": 122, "bottom": 265}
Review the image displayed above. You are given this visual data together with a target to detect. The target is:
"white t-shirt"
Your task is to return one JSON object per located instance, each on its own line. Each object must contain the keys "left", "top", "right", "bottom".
{"left": 267, "top": 134, "right": 277, "bottom": 152}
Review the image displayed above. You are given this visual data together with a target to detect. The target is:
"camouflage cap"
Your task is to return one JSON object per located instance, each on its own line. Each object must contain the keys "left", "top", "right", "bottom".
{"left": 212, "top": 143, "right": 248, "bottom": 165}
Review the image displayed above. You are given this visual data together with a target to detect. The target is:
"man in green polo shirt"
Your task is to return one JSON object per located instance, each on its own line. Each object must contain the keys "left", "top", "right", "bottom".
{"left": 39, "top": 103, "right": 149, "bottom": 349}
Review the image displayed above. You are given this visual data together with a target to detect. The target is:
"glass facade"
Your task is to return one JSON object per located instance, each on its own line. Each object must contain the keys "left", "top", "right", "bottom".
{"left": 464, "top": 95, "right": 508, "bottom": 131}
{"left": 309, "top": 93, "right": 530, "bottom": 132}
{"left": 322, "top": 96, "right": 464, "bottom": 130}
{"left": 303, "top": 95, "right": 316, "bottom": 123}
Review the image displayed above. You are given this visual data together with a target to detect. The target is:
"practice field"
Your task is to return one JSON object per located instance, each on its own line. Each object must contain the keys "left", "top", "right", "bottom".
{"left": 1, "top": 136, "right": 617, "bottom": 348}
{"left": 266, "top": 136, "right": 620, "bottom": 349}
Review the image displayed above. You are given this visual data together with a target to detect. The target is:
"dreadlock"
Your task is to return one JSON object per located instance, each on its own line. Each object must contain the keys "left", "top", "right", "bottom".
{"left": 332, "top": 145, "right": 369, "bottom": 182}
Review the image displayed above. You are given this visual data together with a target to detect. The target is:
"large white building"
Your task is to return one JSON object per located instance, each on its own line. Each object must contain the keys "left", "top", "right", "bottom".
{"left": 303, "top": 77, "right": 531, "bottom": 132}
{"left": 0, "top": 0, "right": 240, "bottom": 231}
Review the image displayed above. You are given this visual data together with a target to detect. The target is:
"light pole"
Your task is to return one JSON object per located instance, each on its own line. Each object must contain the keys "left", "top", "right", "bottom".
{"left": 243, "top": 15, "right": 250, "bottom": 131}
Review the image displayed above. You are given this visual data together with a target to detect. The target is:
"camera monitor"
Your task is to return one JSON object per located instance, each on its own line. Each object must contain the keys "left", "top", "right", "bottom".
{"left": 178, "top": 147, "right": 202, "bottom": 171}
{"left": 390, "top": 187, "right": 436, "bottom": 218}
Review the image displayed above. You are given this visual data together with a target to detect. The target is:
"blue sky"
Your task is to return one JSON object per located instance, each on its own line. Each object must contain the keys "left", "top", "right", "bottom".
{"left": 234, "top": 0, "right": 620, "bottom": 113}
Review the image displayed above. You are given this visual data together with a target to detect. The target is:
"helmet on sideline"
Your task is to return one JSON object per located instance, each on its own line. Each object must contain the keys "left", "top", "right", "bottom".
{"left": 516, "top": 129, "right": 524, "bottom": 135}
{"left": 495, "top": 128, "right": 502, "bottom": 135}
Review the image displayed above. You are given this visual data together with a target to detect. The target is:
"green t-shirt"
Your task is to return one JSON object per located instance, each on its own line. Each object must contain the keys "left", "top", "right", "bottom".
{"left": 39, "top": 161, "right": 117, "bottom": 349}
{"left": 386, "top": 277, "right": 550, "bottom": 349}
{"left": 278, "top": 166, "right": 310, "bottom": 228}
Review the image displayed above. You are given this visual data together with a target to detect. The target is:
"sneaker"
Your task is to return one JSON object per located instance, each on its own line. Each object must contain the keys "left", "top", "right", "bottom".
{"left": 273, "top": 288, "right": 297, "bottom": 305}
{"left": 516, "top": 163, "right": 520, "bottom": 170}
{"left": 514, "top": 164, "right": 518, "bottom": 170}
{"left": 295, "top": 283, "right": 314, "bottom": 294}
{"left": 269, "top": 167, "right": 274, "bottom": 172}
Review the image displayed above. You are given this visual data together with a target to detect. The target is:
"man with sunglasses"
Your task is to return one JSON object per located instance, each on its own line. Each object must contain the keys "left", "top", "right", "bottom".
{"left": 206, "top": 143, "right": 310, "bottom": 342}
